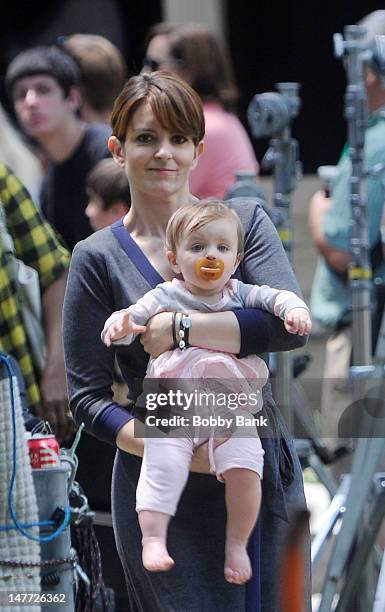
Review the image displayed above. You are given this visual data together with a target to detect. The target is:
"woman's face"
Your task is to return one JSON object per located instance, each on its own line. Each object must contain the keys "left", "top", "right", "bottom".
{"left": 110, "top": 102, "right": 203, "bottom": 201}
{"left": 143, "top": 35, "right": 187, "bottom": 82}
{"left": 143, "top": 35, "right": 175, "bottom": 72}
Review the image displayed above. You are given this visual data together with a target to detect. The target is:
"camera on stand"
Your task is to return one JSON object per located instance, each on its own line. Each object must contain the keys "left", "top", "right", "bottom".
{"left": 247, "top": 83, "right": 302, "bottom": 255}
{"left": 248, "top": 83, "right": 300, "bottom": 139}
{"left": 246, "top": 83, "right": 302, "bottom": 431}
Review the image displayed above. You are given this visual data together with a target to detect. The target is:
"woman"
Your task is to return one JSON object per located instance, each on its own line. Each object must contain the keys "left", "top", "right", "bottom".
{"left": 143, "top": 23, "right": 259, "bottom": 199}
{"left": 63, "top": 71, "right": 310, "bottom": 612}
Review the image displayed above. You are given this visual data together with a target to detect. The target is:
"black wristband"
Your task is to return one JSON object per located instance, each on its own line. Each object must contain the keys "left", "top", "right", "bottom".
{"left": 172, "top": 312, "right": 178, "bottom": 349}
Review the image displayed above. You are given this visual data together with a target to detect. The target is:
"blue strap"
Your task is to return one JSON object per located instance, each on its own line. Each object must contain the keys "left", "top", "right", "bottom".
{"left": 111, "top": 219, "right": 164, "bottom": 288}
{"left": 246, "top": 519, "right": 261, "bottom": 612}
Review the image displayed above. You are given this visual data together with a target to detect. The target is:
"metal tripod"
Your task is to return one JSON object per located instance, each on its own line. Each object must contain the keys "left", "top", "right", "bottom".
{"left": 243, "top": 84, "right": 346, "bottom": 494}
{"left": 317, "top": 307, "right": 385, "bottom": 611}
{"left": 317, "top": 24, "right": 385, "bottom": 611}
{"left": 248, "top": 82, "right": 302, "bottom": 431}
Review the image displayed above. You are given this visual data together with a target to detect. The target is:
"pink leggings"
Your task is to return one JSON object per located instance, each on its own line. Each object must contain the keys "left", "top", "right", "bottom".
{"left": 136, "top": 429, "right": 264, "bottom": 516}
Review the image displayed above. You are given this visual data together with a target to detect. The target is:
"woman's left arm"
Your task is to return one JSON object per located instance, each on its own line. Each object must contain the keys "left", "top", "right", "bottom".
{"left": 41, "top": 270, "right": 75, "bottom": 441}
{"left": 140, "top": 310, "right": 241, "bottom": 357}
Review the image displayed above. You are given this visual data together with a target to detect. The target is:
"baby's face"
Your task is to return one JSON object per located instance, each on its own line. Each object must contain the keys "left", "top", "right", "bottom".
{"left": 172, "top": 217, "right": 240, "bottom": 292}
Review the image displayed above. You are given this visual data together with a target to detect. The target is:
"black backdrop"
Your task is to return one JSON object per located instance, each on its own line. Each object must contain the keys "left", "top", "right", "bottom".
{"left": 1, "top": 1, "right": 385, "bottom": 173}
{"left": 227, "top": 1, "right": 385, "bottom": 172}
{"left": 0, "top": 0, "right": 162, "bottom": 116}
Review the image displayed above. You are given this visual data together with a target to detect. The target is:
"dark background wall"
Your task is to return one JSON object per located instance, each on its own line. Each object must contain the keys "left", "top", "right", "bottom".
{"left": 1, "top": 1, "right": 385, "bottom": 173}
{"left": 227, "top": 1, "right": 385, "bottom": 172}
{"left": 0, "top": 0, "right": 162, "bottom": 114}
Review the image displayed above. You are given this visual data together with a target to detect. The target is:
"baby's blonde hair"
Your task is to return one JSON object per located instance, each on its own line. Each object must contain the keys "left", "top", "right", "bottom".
{"left": 165, "top": 199, "right": 245, "bottom": 258}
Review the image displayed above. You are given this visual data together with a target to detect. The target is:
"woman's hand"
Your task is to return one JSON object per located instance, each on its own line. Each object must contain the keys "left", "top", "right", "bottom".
{"left": 39, "top": 356, "right": 75, "bottom": 444}
{"left": 116, "top": 420, "right": 227, "bottom": 476}
{"left": 140, "top": 311, "right": 174, "bottom": 357}
{"left": 189, "top": 441, "right": 210, "bottom": 474}
{"left": 190, "top": 438, "right": 229, "bottom": 474}
{"left": 116, "top": 420, "right": 212, "bottom": 475}
{"left": 116, "top": 419, "right": 145, "bottom": 456}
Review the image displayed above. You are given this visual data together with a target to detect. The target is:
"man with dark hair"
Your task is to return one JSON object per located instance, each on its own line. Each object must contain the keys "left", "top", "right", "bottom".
{"left": 85, "top": 158, "right": 130, "bottom": 231}
{"left": 5, "top": 45, "right": 111, "bottom": 250}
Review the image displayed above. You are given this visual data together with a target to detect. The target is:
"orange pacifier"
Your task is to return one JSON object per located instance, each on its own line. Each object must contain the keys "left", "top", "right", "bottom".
{"left": 195, "top": 257, "right": 224, "bottom": 280}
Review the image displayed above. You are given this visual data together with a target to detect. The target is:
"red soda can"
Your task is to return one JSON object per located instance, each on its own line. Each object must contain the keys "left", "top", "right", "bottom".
{"left": 27, "top": 434, "right": 60, "bottom": 469}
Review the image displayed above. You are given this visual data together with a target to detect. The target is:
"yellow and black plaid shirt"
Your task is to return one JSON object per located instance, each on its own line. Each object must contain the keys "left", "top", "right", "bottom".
{"left": 0, "top": 163, "right": 70, "bottom": 410}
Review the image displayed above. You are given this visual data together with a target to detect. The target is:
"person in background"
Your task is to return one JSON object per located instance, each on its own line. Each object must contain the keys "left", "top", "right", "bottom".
{"left": 0, "top": 103, "right": 43, "bottom": 203}
{"left": 143, "top": 22, "right": 259, "bottom": 199}
{"left": 62, "top": 33, "right": 127, "bottom": 124}
{"left": 5, "top": 46, "right": 125, "bottom": 607}
{"left": 0, "top": 162, "right": 72, "bottom": 441}
{"left": 308, "top": 10, "right": 385, "bottom": 450}
{"left": 85, "top": 158, "right": 131, "bottom": 231}
{"left": 5, "top": 45, "right": 111, "bottom": 251}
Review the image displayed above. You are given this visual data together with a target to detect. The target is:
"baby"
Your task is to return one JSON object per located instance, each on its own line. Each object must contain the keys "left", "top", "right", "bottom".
{"left": 102, "top": 199, "right": 311, "bottom": 584}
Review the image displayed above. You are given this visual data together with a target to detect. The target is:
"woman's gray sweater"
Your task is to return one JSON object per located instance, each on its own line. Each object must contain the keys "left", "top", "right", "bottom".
{"left": 63, "top": 198, "right": 310, "bottom": 612}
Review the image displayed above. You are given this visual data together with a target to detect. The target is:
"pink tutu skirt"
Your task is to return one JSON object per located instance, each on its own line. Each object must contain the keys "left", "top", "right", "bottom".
{"left": 146, "top": 347, "right": 269, "bottom": 410}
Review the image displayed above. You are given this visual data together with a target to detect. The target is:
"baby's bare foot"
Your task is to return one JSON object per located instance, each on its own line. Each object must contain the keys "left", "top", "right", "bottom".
{"left": 224, "top": 539, "right": 252, "bottom": 584}
{"left": 142, "top": 537, "right": 175, "bottom": 572}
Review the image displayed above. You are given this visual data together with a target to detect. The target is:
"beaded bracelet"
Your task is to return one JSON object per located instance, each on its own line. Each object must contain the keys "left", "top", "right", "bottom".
{"left": 178, "top": 314, "right": 192, "bottom": 351}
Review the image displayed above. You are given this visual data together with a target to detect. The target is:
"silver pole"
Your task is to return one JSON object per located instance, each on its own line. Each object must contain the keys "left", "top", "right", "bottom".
{"left": 264, "top": 83, "right": 301, "bottom": 430}
{"left": 319, "top": 25, "right": 377, "bottom": 611}
{"left": 343, "top": 26, "right": 373, "bottom": 367}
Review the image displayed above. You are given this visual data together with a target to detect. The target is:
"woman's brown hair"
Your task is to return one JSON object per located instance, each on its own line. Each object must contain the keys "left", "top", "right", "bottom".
{"left": 110, "top": 71, "right": 205, "bottom": 145}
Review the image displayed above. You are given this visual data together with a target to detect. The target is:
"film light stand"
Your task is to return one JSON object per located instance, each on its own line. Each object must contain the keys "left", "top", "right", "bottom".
{"left": 248, "top": 82, "right": 302, "bottom": 432}
{"left": 246, "top": 84, "right": 344, "bottom": 496}
{"left": 318, "top": 25, "right": 385, "bottom": 612}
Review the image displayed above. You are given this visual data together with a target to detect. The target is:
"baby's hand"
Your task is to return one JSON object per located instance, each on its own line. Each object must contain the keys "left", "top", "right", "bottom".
{"left": 284, "top": 308, "right": 312, "bottom": 336}
{"left": 104, "top": 311, "right": 146, "bottom": 347}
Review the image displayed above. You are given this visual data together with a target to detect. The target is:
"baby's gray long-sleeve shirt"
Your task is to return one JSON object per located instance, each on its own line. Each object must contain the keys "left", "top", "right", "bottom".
{"left": 63, "top": 198, "right": 308, "bottom": 442}
{"left": 102, "top": 278, "right": 309, "bottom": 346}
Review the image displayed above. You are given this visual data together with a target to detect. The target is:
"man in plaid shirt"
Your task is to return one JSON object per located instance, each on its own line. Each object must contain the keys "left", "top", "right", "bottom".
{"left": 0, "top": 162, "right": 72, "bottom": 441}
